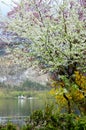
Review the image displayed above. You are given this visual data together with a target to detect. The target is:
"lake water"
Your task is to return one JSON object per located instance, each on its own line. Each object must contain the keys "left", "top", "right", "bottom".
{"left": 0, "top": 98, "right": 46, "bottom": 125}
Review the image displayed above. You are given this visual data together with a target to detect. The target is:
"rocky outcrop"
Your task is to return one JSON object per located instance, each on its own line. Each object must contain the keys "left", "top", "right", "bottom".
{"left": 0, "top": 66, "right": 48, "bottom": 86}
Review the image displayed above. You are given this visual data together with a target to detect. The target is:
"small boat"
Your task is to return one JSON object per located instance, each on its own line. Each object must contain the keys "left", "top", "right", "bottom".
{"left": 28, "top": 97, "right": 33, "bottom": 99}
{"left": 18, "top": 95, "right": 26, "bottom": 99}
{"left": 28, "top": 97, "right": 38, "bottom": 99}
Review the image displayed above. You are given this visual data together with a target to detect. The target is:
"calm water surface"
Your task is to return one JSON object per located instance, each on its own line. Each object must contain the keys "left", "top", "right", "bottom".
{"left": 0, "top": 98, "right": 46, "bottom": 125}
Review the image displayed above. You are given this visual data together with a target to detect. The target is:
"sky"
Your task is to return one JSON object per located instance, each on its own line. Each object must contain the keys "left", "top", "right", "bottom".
{"left": 0, "top": 0, "right": 20, "bottom": 16}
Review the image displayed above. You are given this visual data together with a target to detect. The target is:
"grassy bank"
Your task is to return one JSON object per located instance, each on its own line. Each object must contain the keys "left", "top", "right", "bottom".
{"left": 0, "top": 88, "right": 50, "bottom": 99}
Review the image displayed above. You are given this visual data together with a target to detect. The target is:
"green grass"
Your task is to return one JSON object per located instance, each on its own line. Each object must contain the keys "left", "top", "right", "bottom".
{"left": 0, "top": 88, "right": 50, "bottom": 99}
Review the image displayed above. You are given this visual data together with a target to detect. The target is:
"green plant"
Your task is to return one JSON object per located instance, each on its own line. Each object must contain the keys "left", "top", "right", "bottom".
{"left": 6, "top": 123, "right": 16, "bottom": 130}
{"left": 25, "top": 104, "right": 86, "bottom": 130}
{"left": 22, "top": 124, "right": 33, "bottom": 130}
{"left": 76, "top": 116, "right": 86, "bottom": 130}
{"left": 30, "top": 110, "right": 44, "bottom": 125}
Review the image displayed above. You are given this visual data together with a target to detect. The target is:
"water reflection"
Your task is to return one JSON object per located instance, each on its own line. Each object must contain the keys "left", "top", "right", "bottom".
{"left": 0, "top": 98, "right": 45, "bottom": 117}
{"left": 0, "top": 98, "right": 46, "bottom": 125}
{"left": 18, "top": 98, "right": 26, "bottom": 107}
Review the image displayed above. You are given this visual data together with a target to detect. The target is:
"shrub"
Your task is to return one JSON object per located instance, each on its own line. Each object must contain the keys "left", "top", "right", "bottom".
{"left": 25, "top": 105, "right": 86, "bottom": 130}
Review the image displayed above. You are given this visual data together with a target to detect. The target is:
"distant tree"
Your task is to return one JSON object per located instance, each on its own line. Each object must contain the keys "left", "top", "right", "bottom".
{"left": 7, "top": 0, "right": 86, "bottom": 115}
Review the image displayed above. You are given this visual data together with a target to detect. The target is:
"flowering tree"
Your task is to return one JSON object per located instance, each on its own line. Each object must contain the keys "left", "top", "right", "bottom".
{"left": 7, "top": 0, "right": 86, "bottom": 114}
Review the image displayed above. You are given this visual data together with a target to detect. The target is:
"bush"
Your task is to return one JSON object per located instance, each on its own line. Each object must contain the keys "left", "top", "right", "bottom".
{"left": 25, "top": 105, "right": 86, "bottom": 130}
{"left": 0, "top": 105, "right": 86, "bottom": 130}
{"left": 0, "top": 123, "right": 16, "bottom": 130}
{"left": 76, "top": 116, "right": 86, "bottom": 130}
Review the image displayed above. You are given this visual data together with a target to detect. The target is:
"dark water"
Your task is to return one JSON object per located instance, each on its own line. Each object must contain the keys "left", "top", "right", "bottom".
{"left": 0, "top": 98, "right": 46, "bottom": 125}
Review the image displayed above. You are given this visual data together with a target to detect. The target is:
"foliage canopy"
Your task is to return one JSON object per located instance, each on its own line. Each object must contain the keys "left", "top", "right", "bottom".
{"left": 7, "top": 0, "right": 86, "bottom": 114}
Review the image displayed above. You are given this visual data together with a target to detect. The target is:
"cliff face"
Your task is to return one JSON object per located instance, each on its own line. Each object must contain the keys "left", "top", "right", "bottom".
{"left": 0, "top": 66, "right": 48, "bottom": 85}
{"left": 0, "top": 47, "right": 48, "bottom": 86}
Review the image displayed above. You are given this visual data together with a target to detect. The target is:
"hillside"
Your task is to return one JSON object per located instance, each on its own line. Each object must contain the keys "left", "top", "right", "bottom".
{"left": 0, "top": 46, "right": 48, "bottom": 87}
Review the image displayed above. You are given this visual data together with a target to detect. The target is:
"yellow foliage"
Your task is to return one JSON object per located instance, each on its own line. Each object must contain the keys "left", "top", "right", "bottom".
{"left": 71, "top": 89, "right": 84, "bottom": 102}
{"left": 55, "top": 94, "right": 67, "bottom": 106}
{"left": 50, "top": 79, "right": 64, "bottom": 89}
{"left": 49, "top": 88, "right": 65, "bottom": 104}
{"left": 49, "top": 88, "right": 71, "bottom": 107}
{"left": 66, "top": 93, "right": 72, "bottom": 100}
{"left": 51, "top": 80, "right": 59, "bottom": 88}
{"left": 75, "top": 71, "right": 86, "bottom": 90}
{"left": 49, "top": 89, "right": 57, "bottom": 95}
{"left": 50, "top": 71, "right": 86, "bottom": 91}
{"left": 49, "top": 71, "right": 86, "bottom": 113}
